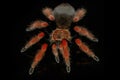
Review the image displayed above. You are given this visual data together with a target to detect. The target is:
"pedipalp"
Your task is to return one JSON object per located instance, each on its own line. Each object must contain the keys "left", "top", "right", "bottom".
{"left": 73, "top": 8, "right": 87, "bottom": 22}
{"left": 52, "top": 43, "right": 60, "bottom": 63}
{"left": 58, "top": 39, "right": 71, "bottom": 73}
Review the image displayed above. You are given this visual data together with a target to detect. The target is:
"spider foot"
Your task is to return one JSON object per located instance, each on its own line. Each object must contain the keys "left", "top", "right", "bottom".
{"left": 29, "top": 67, "right": 35, "bottom": 75}
{"left": 91, "top": 55, "right": 100, "bottom": 62}
{"left": 91, "top": 38, "right": 99, "bottom": 42}
{"left": 66, "top": 65, "right": 71, "bottom": 73}
{"left": 55, "top": 56, "right": 60, "bottom": 63}
{"left": 20, "top": 47, "right": 27, "bottom": 53}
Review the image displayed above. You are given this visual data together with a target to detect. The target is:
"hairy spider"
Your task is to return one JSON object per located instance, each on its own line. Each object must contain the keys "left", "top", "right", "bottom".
{"left": 21, "top": 3, "right": 99, "bottom": 75}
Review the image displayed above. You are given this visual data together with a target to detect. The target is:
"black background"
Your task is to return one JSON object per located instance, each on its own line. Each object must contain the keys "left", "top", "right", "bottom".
{"left": 12, "top": 0, "right": 104, "bottom": 80}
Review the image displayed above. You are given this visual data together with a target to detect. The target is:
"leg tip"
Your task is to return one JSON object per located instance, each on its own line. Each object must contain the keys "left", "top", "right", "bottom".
{"left": 66, "top": 66, "right": 71, "bottom": 73}
{"left": 92, "top": 55, "right": 100, "bottom": 62}
{"left": 29, "top": 67, "right": 34, "bottom": 75}
{"left": 55, "top": 56, "right": 60, "bottom": 63}
{"left": 20, "top": 47, "right": 26, "bottom": 53}
{"left": 26, "top": 27, "right": 30, "bottom": 31}
{"left": 92, "top": 38, "right": 99, "bottom": 42}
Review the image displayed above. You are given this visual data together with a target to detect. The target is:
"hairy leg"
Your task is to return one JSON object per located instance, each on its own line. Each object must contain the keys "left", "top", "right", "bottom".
{"left": 75, "top": 38, "right": 99, "bottom": 62}
{"left": 26, "top": 20, "right": 48, "bottom": 31}
{"left": 29, "top": 43, "right": 48, "bottom": 75}
{"left": 21, "top": 32, "right": 45, "bottom": 52}
{"left": 74, "top": 26, "right": 98, "bottom": 42}
{"left": 73, "top": 8, "right": 86, "bottom": 22}
{"left": 42, "top": 7, "right": 55, "bottom": 21}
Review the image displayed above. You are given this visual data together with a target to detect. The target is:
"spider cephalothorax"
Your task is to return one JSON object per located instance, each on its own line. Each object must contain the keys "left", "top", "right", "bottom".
{"left": 50, "top": 28, "right": 71, "bottom": 42}
{"left": 21, "top": 3, "right": 99, "bottom": 75}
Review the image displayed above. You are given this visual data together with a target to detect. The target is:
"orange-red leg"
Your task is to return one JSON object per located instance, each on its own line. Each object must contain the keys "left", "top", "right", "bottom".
{"left": 74, "top": 26, "right": 98, "bottom": 42}
{"left": 52, "top": 44, "right": 60, "bottom": 63}
{"left": 21, "top": 32, "right": 45, "bottom": 52}
{"left": 75, "top": 38, "right": 99, "bottom": 62}
{"left": 42, "top": 8, "right": 55, "bottom": 21}
{"left": 29, "top": 43, "right": 48, "bottom": 75}
{"left": 59, "top": 39, "right": 71, "bottom": 73}
{"left": 73, "top": 8, "right": 86, "bottom": 22}
{"left": 26, "top": 20, "right": 48, "bottom": 31}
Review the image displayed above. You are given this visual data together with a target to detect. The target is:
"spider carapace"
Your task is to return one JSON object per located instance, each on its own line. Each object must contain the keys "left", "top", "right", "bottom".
{"left": 21, "top": 3, "right": 99, "bottom": 75}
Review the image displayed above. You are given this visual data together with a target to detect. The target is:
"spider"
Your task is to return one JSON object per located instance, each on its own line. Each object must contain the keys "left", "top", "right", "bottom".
{"left": 21, "top": 3, "right": 99, "bottom": 75}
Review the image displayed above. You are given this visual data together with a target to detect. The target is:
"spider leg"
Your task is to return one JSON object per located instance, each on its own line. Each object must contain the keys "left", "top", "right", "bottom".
{"left": 52, "top": 44, "right": 60, "bottom": 63}
{"left": 73, "top": 8, "right": 87, "bottom": 22}
{"left": 59, "top": 39, "right": 71, "bottom": 73}
{"left": 74, "top": 26, "right": 98, "bottom": 42}
{"left": 75, "top": 38, "right": 99, "bottom": 62}
{"left": 42, "top": 7, "right": 55, "bottom": 21}
{"left": 29, "top": 43, "right": 48, "bottom": 75}
{"left": 21, "top": 32, "right": 45, "bottom": 52}
{"left": 26, "top": 20, "right": 48, "bottom": 31}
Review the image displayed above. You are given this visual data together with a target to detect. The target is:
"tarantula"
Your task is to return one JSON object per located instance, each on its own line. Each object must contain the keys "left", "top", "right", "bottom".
{"left": 21, "top": 3, "right": 99, "bottom": 75}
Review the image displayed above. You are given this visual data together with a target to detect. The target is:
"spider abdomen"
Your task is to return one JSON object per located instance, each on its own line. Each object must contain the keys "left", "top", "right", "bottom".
{"left": 53, "top": 3, "right": 75, "bottom": 28}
